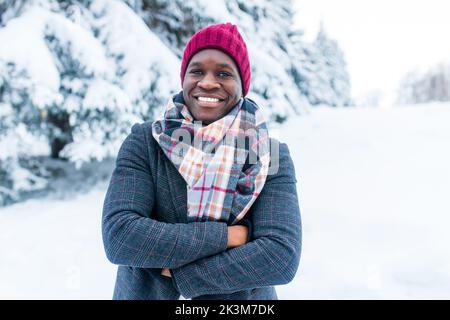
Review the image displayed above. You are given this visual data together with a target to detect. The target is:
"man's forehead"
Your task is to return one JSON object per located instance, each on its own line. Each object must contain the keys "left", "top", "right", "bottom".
{"left": 189, "top": 61, "right": 234, "bottom": 68}
{"left": 189, "top": 49, "right": 237, "bottom": 68}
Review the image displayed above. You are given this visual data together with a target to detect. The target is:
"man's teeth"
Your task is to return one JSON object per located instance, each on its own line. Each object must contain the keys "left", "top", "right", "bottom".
{"left": 198, "top": 97, "right": 220, "bottom": 102}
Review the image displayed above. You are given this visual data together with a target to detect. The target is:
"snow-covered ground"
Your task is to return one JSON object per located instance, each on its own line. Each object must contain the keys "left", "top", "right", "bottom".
{"left": 1, "top": 103, "right": 450, "bottom": 299}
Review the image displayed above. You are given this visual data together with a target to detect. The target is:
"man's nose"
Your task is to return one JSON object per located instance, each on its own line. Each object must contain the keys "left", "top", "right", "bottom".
{"left": 197, "top": 73, "right": 220, "bottom": 90}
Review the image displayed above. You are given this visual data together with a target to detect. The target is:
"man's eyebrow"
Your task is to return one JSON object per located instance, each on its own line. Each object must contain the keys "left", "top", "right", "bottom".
{"left": 216, "top": 63, "right": 233, "bottom": 69}
{"left": 189, "top": 62, "right": 203, "bottom": 67}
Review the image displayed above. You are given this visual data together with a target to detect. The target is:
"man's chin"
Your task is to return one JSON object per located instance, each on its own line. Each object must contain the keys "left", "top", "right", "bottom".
{"left": 190, "top": 109, "right": 219, "bottom": 124}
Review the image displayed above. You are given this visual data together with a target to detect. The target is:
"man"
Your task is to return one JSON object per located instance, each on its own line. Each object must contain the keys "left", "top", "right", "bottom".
{"left": 102, "top": 22, "right": 301, "bottom": 300}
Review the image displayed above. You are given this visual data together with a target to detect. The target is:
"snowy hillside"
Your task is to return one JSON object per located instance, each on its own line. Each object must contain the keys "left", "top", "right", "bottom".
{"left": 1, "top": 103, "right": 449, "bottom": 299}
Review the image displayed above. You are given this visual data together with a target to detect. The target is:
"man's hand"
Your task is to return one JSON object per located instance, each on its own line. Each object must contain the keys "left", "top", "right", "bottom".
{"left": 161, "top": 268, "right": 172, "bottom": 278}
{"left": 227, "top": 225, "right": 248, "bottom": 248}
{"left": 160, "top": 225, "right": 248, "bottom": 277}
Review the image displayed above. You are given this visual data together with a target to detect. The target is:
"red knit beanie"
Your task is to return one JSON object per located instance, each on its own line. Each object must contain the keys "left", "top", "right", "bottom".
{"left": 180, "top": 22, "right": 251, "bottom": 96}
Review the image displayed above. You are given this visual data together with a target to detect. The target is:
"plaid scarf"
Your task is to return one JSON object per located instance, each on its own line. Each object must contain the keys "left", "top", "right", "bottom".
{"left": 152, "top": 92, "right": 270, "bottom": 224}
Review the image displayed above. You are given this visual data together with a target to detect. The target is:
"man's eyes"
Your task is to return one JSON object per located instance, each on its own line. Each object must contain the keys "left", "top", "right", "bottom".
{"left": 217, "top": 71, "right": 232, "bottom": 78}
{"left": 189, "top": 70, "right": 232, "bottom": 78}
{"left": 190, "top": 69, "right": 203, "bottom": 75}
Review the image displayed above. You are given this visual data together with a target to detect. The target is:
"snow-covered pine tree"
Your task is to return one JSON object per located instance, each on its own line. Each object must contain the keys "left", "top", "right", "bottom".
{"left": 0, "top": 60, "right": 50, "bottom": 205}
{"left": 227, "top": 0, "right": 311, "bottom": 120}
{"left": 308, "top": 23, "right": 352, "bottom": 107}
{"left": 0, "top": 1, "right": 141, "bottom": 202}
{"left": 0, "top": 0, "right": 26, "bottom": 26}
{"left": 397, "top": 63, "right": 450, "bottom": 104}
{"left": 42, "top": 6, "right": 141, "bottom": 164}
{"left": 397, "top": 70, "right": 421, "bottom": 105}
{"left": 125, "top": 0, "right": 215, "bottom": 56}
{"left": 289, "top": 29, "right": 323, "bottom": 105}
{"left": 88, "top": 0, "right": 180, "bottom": 122}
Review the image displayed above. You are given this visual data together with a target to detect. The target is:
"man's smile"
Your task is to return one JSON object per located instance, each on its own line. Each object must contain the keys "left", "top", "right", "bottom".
{"left": 193, "top": 95, "right": 226, "bottom": 107}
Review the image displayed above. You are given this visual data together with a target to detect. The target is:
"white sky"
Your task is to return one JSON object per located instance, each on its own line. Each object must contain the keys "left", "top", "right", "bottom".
{"left": 293, "top": 0, "right": 450, "bottom": 101}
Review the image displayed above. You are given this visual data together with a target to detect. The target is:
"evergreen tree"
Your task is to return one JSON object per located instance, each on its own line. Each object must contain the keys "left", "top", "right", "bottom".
{"left": 313, "top": 23, "right": 352, "bottom": 106}
{"left": 0, "top": 0, "right": 26, "bottom": 26}
{"left": 397, "top": 63, "right": 450, "bottom": 104}
{"left": 0, "top": 61, "right": 50, "bottom": 205}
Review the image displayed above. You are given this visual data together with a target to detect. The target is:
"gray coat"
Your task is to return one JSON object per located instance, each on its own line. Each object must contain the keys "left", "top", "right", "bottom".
{"left": 102, "top": 122, "right": 302, "bottom": 300}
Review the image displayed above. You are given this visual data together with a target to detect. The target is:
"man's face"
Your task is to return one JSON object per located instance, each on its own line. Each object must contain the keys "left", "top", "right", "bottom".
{"left": 182, "top": 49, "right": 243, "bottom": 125}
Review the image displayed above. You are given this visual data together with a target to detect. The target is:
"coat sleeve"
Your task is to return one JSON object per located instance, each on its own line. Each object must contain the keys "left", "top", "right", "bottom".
{"left": 170, "top": 142, "right": 302, "bottom": 298}
{"left": 102, "top": 123, "right": 228, "bottom": 269}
